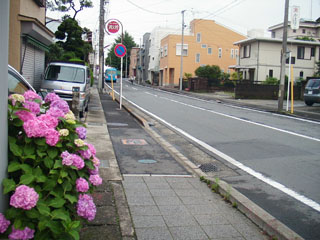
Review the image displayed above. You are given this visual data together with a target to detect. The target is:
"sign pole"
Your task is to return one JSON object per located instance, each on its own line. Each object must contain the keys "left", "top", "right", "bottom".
{"left": 120, "top": 56, "right": 123, "bottom": 109}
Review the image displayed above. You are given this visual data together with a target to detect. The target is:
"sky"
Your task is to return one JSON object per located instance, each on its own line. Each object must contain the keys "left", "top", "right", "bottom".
{"left": 47, "top": 0, "right": 320, "bottom": 50}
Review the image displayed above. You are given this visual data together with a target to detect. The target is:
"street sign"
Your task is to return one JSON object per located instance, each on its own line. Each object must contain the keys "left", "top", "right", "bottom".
{"left": 114, "top": 44, "right": 127, "bottom": 58}
{"left": 106, "top": 20, "right": 120, "bottom": 34}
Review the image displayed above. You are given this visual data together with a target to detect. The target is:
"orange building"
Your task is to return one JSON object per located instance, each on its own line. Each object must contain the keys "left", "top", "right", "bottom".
{"left": 159, "top": 19, "right": 246, "bottom": 87}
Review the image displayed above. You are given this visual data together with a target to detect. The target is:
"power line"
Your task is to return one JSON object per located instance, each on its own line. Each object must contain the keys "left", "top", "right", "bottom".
{"left": 126, "top": 0, "right": 180, "bottom": 15}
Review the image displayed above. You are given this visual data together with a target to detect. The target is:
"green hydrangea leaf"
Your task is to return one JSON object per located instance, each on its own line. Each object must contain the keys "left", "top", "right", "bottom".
{"left": 44, "top": 157, "right": 54, "bottom": 169}
{"left": 37, "top": 150, "right": 47, "bottom": 158}
{"left": 20, "top": 164, "right": 32, "bottom": 174}
{"left": 9, "top": 142, "right": 22, "bottom": 157}
{"left": 54, "top": 160, "right": 63, "bottom": 169}
{"left": 2, "top": 178, "right": 16, "bottom": 194}
{"left": 69, "top": 221, "right": 80, "bottom": 229}
{"left": 51, "top": 209, "right": 70, "bottom": 222}
{"left": 8, "top": 161, "right": 21, "bottom": 173}
{"left": 64, "top": 194, "right": 77, "bottom": 204}
{"left": 13, "top": 219, "right": 22, "bottom": 229}
{"left": 48, "top": 198, "right": 66, "bottom": 208}
{"left": 37, "top": 202, "right": 51, "bottom": 216}
{"left": 25, "top": 208, "right": 40, "bottom": 219}
{"left": 47, "top": 148, "right": 58, "bottom": 159}
{"left": 46, "top": 220, "right": 63, "bottom": 235}
{"left": 69, "top": 230, "right": 80, "bottom": 240}
{"left": 24, "top": 144, "right": 35, "bottom": 155}
{"left": 20, "top": 174, "right": 35, "bottom": 185}
{"left": 43, "top": 179, "right": 57, "bottom": 191}
{"left": 35, "top": 138, "right": 46, "bottom": 146}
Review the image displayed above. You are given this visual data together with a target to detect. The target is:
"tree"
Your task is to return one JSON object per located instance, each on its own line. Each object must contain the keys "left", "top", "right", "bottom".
{"left": 47, "top": 17, "right": 92, "bottom": 61}
{"left": 105, "top": 31, "right": 138, "bottom": 72}
{"left": 314, "top": 61, "right": 320, "bottom": 77}
{"left": 195, "top": 65, "right": 222, "bottom": 86}
{"left": 46, "top": 0, "right": 93, "bottom": 20}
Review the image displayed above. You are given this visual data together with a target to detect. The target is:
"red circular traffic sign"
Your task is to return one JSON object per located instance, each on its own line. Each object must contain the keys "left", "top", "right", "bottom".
{"left": 106, "top": 21, "right": 120, "bottom": 34}
{"left": 114, "top": 44, "right": 127, "bottom": 58}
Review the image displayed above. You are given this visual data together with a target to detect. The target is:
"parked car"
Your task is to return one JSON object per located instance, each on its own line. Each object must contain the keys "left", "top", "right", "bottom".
{"left": 40, "top": 61, "right": 91, "bottom": 118}
{"left": 304, "top": 78, "right": 320, "bottom": 106}
{"left": 8, "top": 65, "right": 36, "bottom": 94}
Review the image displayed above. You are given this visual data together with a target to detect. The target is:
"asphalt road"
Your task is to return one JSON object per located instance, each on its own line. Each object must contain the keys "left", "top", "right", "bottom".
{"left": 107, "top": 80, "right": 320, "bottom": 239}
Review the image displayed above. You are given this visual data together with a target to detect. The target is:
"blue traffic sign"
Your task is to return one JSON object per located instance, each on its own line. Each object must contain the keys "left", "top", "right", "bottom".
{"left": 114, "top": 44, "right": 127, "bottom": 58}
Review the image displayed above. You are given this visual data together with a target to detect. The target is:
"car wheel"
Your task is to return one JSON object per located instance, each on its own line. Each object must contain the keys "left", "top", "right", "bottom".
{"left": 305, "top": 101, "right": 314, "bottom": 106}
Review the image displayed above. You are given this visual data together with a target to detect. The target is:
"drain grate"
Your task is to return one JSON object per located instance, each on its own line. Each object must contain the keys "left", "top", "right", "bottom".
{"left": 198, "top": 163, "right": 219, "bottom": 172}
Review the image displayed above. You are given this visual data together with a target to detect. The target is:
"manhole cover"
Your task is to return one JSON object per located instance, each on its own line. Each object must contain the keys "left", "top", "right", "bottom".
{"left": 121, "top": 139, "right": 148, "bottom": 145}
{"left": 198, "top": 163, "right": 219, "bottom": 172}
{"left": 108, "top": 123, "right": 128, "bottom": 127}
{"left": 138, "top": 159, "right": 157, "bottom": 164}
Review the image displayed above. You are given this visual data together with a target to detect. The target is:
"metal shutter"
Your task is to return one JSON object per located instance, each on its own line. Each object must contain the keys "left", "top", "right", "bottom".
{"left": 21, "top": 42, "right": 35, "bottom": 87}
{"left": 34, "top": 48, "right": 45, "bottom": 91}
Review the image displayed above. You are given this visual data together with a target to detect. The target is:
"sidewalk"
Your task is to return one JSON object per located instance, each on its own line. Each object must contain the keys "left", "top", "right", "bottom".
{"left": 81, "top": 85, "right": 303, "bottom": 240}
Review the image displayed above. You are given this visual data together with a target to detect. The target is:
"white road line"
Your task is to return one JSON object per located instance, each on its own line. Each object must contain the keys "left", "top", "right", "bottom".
{"left": 160, "top": 96, "right": 320, "bottom": 142}
{"left": 132, "top": 87, "right": 137, "bottom": 90}
{"left": 145, "top": 92, "right": 158, "bottom": 97}
{"left": 121, "top": 95, "right": 320, "bottom": 213}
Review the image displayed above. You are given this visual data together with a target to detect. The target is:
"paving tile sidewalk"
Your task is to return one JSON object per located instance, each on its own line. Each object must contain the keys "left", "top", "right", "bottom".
{"left": 124, "top": 176, "right": 268, "bottom": 240}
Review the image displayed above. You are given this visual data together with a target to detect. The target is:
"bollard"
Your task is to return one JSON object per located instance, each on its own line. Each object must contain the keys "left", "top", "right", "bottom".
{"left": 72, "top": 87, "right": 80, "bottom": 120}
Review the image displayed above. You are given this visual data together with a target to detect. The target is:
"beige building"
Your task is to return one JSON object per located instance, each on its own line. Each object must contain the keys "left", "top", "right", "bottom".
{"left": 159, "top": 19, "right": 246, "bottom": 87}
{"left": 9, "top": 0, "right": 54, "bottom": 90}
{"left": 233, "top": 37, "right": 320, "bottom": 82}
{"left": 129, "top": 47, "right": 139, "bottom": 78}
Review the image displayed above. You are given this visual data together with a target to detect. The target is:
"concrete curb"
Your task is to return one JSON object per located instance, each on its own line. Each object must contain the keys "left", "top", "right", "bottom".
{"left": 108, "top": 88, "right": 304, "bottom": 240}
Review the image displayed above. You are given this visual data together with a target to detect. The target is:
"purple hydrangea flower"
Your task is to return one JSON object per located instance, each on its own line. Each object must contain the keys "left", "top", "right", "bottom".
{"left": 8, "top": 226, "right": 34, "bottom": 240}
{"left": 44, "top": 128, "right": 60, "bottom": 146}
{"left": 76, "top": 178, "right": 89, "bottom": 193}
{"left": 89, "top": 174, "right": 102, "bottom": 186}
{"left": 87, "top": 143, "right": 96, "bottom": 156}
{"left": 44, "top": 92, "right": 60, "bottom": 103}
{"left": 77, "top": 194, "right": 96, "bottom": 221}
{"left": 23, "top": 101, "right": 40, "bottom": 115}
{"left": 89, "top": 165, "right": 99, "bottom": 175}
{"left": 0, "top": 213, "right": 10, "bottom": 233}
{"left": 23, "top": 90, "right": 41, "bottom": 102}
{"left": 61, "top": 151, "right": 73, "bottom": 166}
{"left": 76, "top": 127, "right": 87, "bottom": 140}
{"left": 47, "top": 107, "right": 65, "bottom": 118}
{"left": 10, "top": 185, "right": 39, "bottom": 210}
{"left": 72, "top": 154, "right": 85, "bottom": 170}
{"left": 38, "top": 113, "right": 58, "bottom": 129}
{"left": 79, "top": 148, "right": 92, "bottom": 160}
{"left": 92, "top": 157, "right": 100, "bottom": 167}
{"left": 50, "top": 99, "right": 70, "bottom": 114}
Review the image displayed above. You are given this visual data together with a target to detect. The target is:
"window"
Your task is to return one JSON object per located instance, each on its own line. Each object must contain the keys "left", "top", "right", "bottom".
{"left": 196, "top": 53, "right": 200, "bottom": 63}
{"left": 311, "top": 47, "right": 315, "bottom": 57}
{"left": 8, "top": 71, "right": 30, "bottom": 94}
{"left": 218, "top": 48, "right": 222, "bottom": 58}
{"left": 293, "top": 30, "right": 296, "bottom": 33}
{"left": 235, "top": 49, "right": 239, "bottom": 58}
{"left": 160, "top": 47, "right": 163, "bottom": 57}
{"left": 242, "top": 45, "right": 250, "bottom": 58}
{"left": 231, "top": 49, "right": 234, "bottom": 59}
{"left": 271, "top": 32, "right": 276, "bottom": 38}
{"left": 176, "top": 44, "right": 188, "bottom": 56}
{"left": 286, "top": 57, "right": 296, "bottom": 64}
{"left": 164, "top": 45, "right": 168, "bottom": 56}
{"left": 297, "top": 46, "right": 305, "bottom": 59}
{"left": 201, "top": 44, "right": 207, "bottom": 48}
{"left": 302, "top": 29, "right": 306, "bottom": 34}
{"left": 300, "top": 71, "right": 304, "bottom": 77}
{"left": 269, "top": 70, "right": 273, "bottom": 78}
{"left": 208, "top": 47, "right": 212, "bottom": 55}
{"left": 196, "top": 33, "right": 201, "bottom": 43}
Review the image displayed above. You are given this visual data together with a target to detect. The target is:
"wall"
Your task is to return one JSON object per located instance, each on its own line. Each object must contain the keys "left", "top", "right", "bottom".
{"left": 9, "top": 0, "right": 21, "bottom": 71}
{"left": 0, "top": 0, "right": 10, "bottom": 213}
{"left": 160, "top": 19, "right": 246, "bottom": 86}
{"left": 20, "top": 0, "right": 46, "bottom": 25}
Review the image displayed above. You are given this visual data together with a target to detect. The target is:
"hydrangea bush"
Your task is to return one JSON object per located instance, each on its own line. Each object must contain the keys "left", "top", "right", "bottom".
{"left": 1, "top": 91, "right": 102, "bottom": 240}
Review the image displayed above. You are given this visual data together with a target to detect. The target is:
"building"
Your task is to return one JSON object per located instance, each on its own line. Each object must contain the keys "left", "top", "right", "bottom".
{"left": 9, "top": 0, "right": 54, "bottom": 90}
{"left": 148, "top": 26, "right": 181, "bottom": 85}
{"left": 141, "top": 33, "right": 151, "bottom": 82}
{"left": 129, "top": 47, "right": 139, "bottom": 78}
{"left": 268, "top": 19, "right": 320, "bottom": 40}
{"left": 233, "top": 37, "right": 320, "bottom": 82}
{"left": 159, "top": 19, "right": 246, "bottom": 87}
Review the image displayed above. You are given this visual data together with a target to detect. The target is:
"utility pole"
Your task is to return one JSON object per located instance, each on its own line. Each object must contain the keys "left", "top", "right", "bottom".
{"left": 179, "top": 10, "right": 186, "bottom": 91}
{"left": 98, "top": 0, "right": 105, "bottom": 92}
{"left": 139, "top": 38, "right": 142, "bottom": 84}
{"left": 278, "top": 0, "right": 289, "bottom": 112}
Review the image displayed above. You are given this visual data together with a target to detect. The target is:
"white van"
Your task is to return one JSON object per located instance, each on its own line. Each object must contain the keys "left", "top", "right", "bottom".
{"left": 41, "top": 62, "right": 90, "bottom": 117}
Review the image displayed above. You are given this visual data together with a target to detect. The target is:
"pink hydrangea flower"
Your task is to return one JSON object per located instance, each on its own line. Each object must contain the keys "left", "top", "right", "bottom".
{"left": 8, "top": 226, "right": 34, "bottom": 240}
{"left": 44, "top": 92, "right": 60, "bottom": 103}
{"left": 92, "top": 156, "right": 100, "bottom": 167}
{"left": 15, "top": 110, "right": 36, "bottom": 122}
{"left": 23, "top": 119, "right": 47, "bottom": 138}
{"left": 37, "top": 114, "right": 58, "bottom": 129}
{"left": 10, "top": 185, "right": 39, "bottom": 210}
{"left": 22, "top": 101, "right": 40, "bottom": 115}
{"left": 76, "top": 127, "right": 87, "bottom": 140}
{"left": 89, "top": 165, "right": 99, "bottom": 175}
{"left": 50, "top": 100, "right": 70, "bottom": 114}
{"left": 87, "top": 143, "right": 96, "bottom": 156}
{"left": 89, "top": 174, "right": 102, "bottom": 186}
{"left": 61, "top": 151, "right": 73, "bottom": 166}
{"left": 47, "top": 107, "right": 65, "bottom": 118}
{"left": 72, "top": 154, "right": 85, "bottom": 170}
{"left": 23, "top": 90, "right": 41, "bottom": 102}
{"left": 76, "top": 178, "right": 89, "bottom": 193}
{"left": 45, "top": 128, "right": 60, "bottom": 146}
{"left": 77, "top": 194, "right": 96, "bottom": 221}
{"left": 0, "top": 213, "right": 10, "bottom": 233}
{"left": 79, "top": 148, "right": 92, "bottom": 160}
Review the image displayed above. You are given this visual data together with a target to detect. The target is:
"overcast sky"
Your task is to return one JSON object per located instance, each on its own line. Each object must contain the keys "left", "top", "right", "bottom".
{"left": 47, "top": 0, "right": 320, "bottom": 47}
